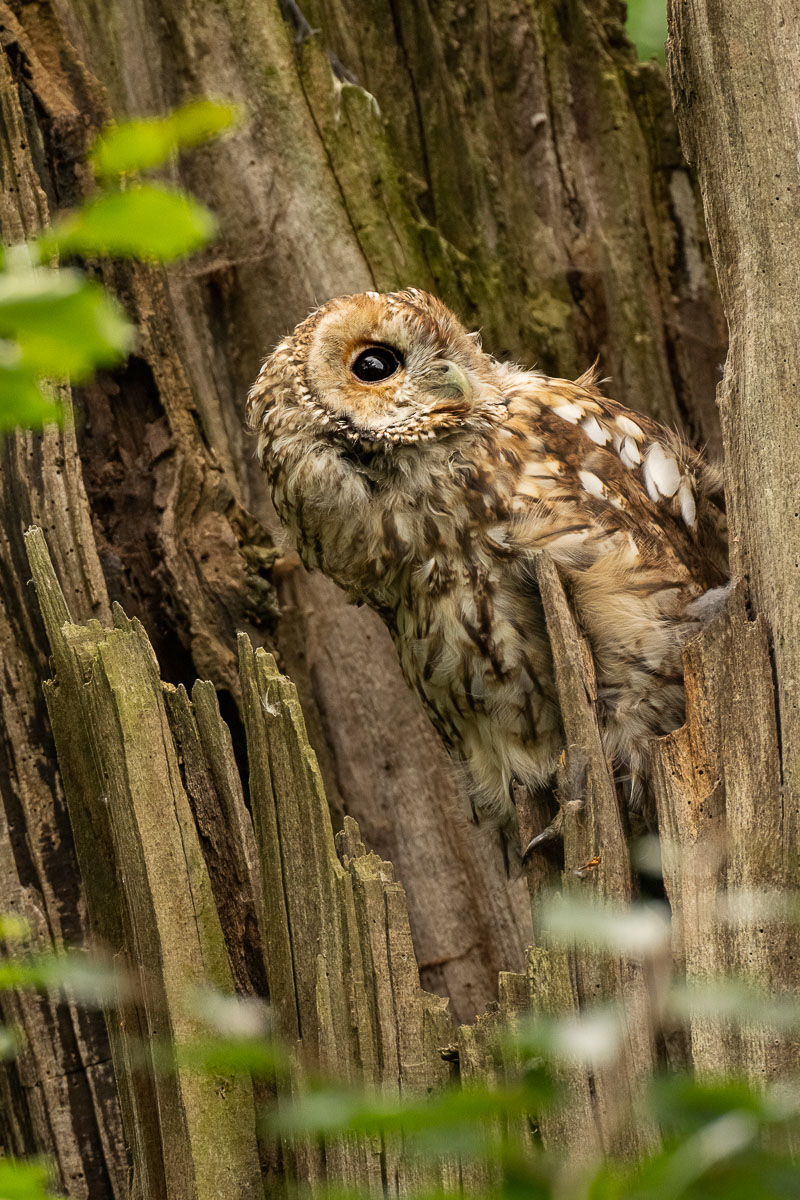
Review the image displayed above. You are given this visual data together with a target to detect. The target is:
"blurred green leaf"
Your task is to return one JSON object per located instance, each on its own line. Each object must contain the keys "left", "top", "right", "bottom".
{"left": 43, "top": 185, "right": 216, "bottom": 262}
{"left": 167, "top": 99, "right": 240, "bottom": 146}
{"left": 510, "top": 1006, "right": 625, "bottom": 1067}
{"left": 0, "top": 373, "right": 59, "bottom": 431}
{"left": 187, "top": 986, "right": 271, "bottom": 1037}
{"left": 42, "top": 952, "right": 127, "bottom": 1006}
{"left": 668, "top": 979, "right": 800, "bottom": 1032}
{"left": 630, "top": 1111, "right": 759, "bottom": 1198}
{"left": 537, "top": 895, "right": 670, "bottom": 958}
{"left": 0, "top": 954, "right": 70, "bottom": 990}
{"left": 171, "top": 1035, "right": 292, "bottom": 1080}
{"left": 499, "top": 1146, "right": 555, "bottom": 1200}
{"left": 269, "top": 1071, "right": 554, "bottom": 1142}
{"left": 648, "top": 1075, "right": 794, "bottom": 1136}
{"left": 0, "top": 950, "right": 123, "bottom": 1005}
{"left": 590, "top": 1148, "right": 800, "bottom": 1200}
{"left": 626, "top": 0, "right": 667, "bottom": 63}
{"left": 0, "top": 268, "right": 132, "bottom": 381}
{"left": 0, "top": 914, "right": 32, "bottom": 942}
{"left": 676, "top": 1152, "right": 800, "bottom": 1200}
{"left": 0, "top": 1159, "right": 59, "bottom": 1200}
{"left": 90, "top": 99, "right": 240, "bottom": 178}
{"left": 0, "top": 98, "right": 233, "bottom": 435}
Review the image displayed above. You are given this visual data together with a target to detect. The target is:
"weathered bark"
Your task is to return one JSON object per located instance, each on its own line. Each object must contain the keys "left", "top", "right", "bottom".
{"left": 28, "top": 534, "right": 461, "bottom": 1193}
{"left": 527, "top": 554, "right": 658, "bottom": 1158}
{"left": 27, "top": 528, "right": 264, "bottom": 1200}
{"left": 0, "top": 18, "right": 125, "bottom": 1194}
{"left": 651, "top": 584, "right": 791, "bottom": 1077}
{"left": 644, "top": 0, "right": 800, "bottom": 1080}
{"left": 239, "top": 635, "right": 456, "bottom": 1191}
{"left": 0, "top": 0, "right": 734, "bottom": 1190}
{"left": 668, "top": 0, "right": 800, "bottom": 850}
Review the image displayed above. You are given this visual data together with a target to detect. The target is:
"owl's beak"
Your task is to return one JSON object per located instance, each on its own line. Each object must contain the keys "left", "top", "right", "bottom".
{"left": 428, "top": 359, "right": 473, "bottom": 401}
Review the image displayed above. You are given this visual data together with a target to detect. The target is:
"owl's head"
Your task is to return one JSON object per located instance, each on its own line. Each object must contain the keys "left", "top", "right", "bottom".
{"left": 247, "top": 289, "right": 502, "bottom": 460}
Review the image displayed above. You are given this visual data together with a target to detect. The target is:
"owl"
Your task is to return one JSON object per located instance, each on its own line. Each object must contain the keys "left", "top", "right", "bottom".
{"left": 247, "top": 289, "right": 727, "bottom": 855}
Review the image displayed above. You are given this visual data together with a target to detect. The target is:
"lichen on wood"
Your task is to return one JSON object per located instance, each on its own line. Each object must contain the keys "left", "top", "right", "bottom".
{"left": 665, "top": 0, "right": 800, "bottom": 1081}
{"left": 26, "top": 527, "right": 263, "bottom": 1200}
{"left": 27, "top": 524, "right": 467, "bottom": 1195}
{"left": 526, "top": 552, "right": 658, "bottom": 1159}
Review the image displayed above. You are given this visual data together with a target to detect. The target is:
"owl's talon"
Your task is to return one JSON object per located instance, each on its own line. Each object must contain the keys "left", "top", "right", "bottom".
{"left": 522, "top": 813, "right": 564, "bottom": 861}
{"left": 522, "top": 749, "right": 591, "bottom": 860}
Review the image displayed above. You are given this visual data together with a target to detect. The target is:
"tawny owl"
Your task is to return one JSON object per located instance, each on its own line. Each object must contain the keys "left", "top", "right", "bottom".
{"left": 247, "top": 289, "right": 727, "bottom": 855}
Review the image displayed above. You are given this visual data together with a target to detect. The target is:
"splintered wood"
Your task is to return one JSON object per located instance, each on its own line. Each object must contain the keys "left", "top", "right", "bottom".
{"left": 25, "top": 525, "right": 515, "bottom": 1195}
{"left": 26, "top": 528, "right": 262, "bottom": 1200}
{"left": 24, "top": 525, "right": 799, "bottom": 1192}
{"left": 529, "top": 552, "right": 658, "bottom": 1158}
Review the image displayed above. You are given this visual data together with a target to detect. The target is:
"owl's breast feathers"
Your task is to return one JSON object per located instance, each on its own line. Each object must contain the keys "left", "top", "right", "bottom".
{"left": 249, "top": 304, "right": 727, "bottom": 826}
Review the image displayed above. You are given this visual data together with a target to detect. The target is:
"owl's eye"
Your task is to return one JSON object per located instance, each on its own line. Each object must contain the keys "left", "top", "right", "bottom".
{"left": 351, "top": 346, "right": 402, "bottom": 383}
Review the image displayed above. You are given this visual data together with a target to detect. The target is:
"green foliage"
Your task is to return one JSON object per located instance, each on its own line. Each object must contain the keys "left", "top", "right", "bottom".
{"left": 41, "top": 185, "right": 216, "bottom": 262}
{"left": 0, "top": 269, "right": 132, "bottom": 381}
{"left": 0, "top": 1160, "right": 60, "bottom": 1200}
{"left": 535, "top": 893, "right": 670, "bottom": 956}
{"left": 89, "top": 98, "right": 240, "bottom": 179}
{"left": 626, "top": 0, "right": 668, "bottom": 62}
{"left": 2, "top": 893, "right": 800, "bottom": 1198}
{"left": 0, "top": 948, "right": 121, "bottom": 1004}
{"left": 269, "top": 1071, "right": 554, "bottom": 1144}
{"left": 0, "top": 98, "right": 236, "bottom": 434}
{"left": 0, "top": 370, "right": 59, "bottom": 432}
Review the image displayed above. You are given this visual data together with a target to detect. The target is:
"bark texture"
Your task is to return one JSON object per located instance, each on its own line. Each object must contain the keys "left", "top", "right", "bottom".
{"left": 651, "top": 585, "right": 789, "bottom": 1078}
{"left": 526, "top": 553, "right": 658, "bottom": 1159}
{"left": 658, "top": 0, "right": 800, "bottom": 1077}
{"left": 28, "top": 529, "right": 263, "bottom": 1200}
{"left": 0, "top": 16, "right": 123, "bottom": 1194}
{"left": 668, "top": 0, "right": 800, "bottom": 844}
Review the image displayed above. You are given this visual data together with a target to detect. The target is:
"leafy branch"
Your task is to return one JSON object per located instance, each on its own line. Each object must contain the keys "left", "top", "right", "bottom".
{"left": 0, "top": 98, "right": 239, "bottom": 432}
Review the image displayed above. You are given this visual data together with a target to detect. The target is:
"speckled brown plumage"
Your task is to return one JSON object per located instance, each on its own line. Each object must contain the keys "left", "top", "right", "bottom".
{"left": 247, "top": 289, "right": 728, "bottom": 846}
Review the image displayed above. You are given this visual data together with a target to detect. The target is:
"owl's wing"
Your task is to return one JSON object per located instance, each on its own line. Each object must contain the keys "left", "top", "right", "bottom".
{"left": 496, "top": 368, "right": 728, "bottom": 590}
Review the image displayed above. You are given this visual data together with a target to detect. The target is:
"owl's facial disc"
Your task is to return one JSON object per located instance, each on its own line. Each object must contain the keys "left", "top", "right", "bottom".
{"left": 338, "top": 340, "right": 474, "bottom": 440}
{"left": 348, "top": 342, "right": 471, "bottom": 400}
{"left": 285, "top": 290, "right": 487, "bottom": 447}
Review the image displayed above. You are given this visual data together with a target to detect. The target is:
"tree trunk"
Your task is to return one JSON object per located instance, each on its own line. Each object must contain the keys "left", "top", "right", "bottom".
{"left": 668, "top": 0, "right": 800, "bottom": 847}
{"left": 0, "top": 0, "right": 735, "bottom": 1193}
{"left": 658, "top": 0, "right": 800, "bottom": 1078}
